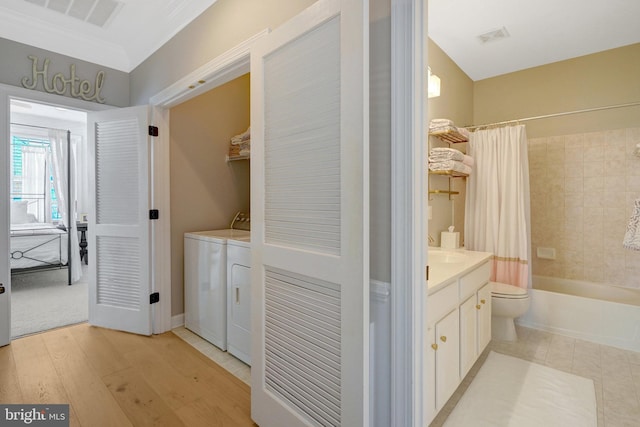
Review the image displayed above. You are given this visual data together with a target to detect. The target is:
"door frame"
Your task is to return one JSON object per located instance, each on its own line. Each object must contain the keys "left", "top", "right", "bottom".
{"left": 0, "top": 84, "right": 112, "bottom": 345}
{"left": 390, "top": 0, "right": 427, "bottom": 426}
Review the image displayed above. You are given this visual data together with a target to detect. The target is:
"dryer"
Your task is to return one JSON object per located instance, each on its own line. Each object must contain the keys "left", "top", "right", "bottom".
{"left": 184, "top": 228, "right": 250, "bottom": 350}
{"left": 226, "top": 237, "right": 251, "bottom": 365}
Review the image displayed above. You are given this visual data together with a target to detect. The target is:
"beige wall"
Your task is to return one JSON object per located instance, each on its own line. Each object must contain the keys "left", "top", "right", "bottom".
{"left": 427, "top": 39, "right": 474, "bottom": 247}
{"left": 130, "top": 0, "right": 316, "bottom": 105}
{"left": 169, "top": 73, "right": 250, "bottom": 315}
{"left": 468, "top": 43, "right": 640, "bottom": 286}
{"left": 474, "top": 43, "right": 640, "bottom": 139}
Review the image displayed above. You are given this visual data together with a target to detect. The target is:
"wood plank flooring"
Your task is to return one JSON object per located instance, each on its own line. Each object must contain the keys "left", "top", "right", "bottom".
{"left": 0, "top": 323, "right": 254, "bottom": 427}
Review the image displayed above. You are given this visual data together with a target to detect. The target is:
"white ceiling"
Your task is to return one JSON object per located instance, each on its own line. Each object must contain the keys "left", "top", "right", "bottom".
{"left": 429, "top": 0, "right": 640, "bottom": 81}
{"left": 0, "top": 0, "right": 218, "bottom": 72}
{"left": 0, "top": 0, "right": 637, "bottom": 79}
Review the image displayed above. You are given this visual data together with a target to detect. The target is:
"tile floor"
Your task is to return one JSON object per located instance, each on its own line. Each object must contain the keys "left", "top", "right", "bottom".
{"left": 175, "top": 325, "right": 640, "bottom": 427}
{"left": 431, "top": 325, "right": 640, "bottom": 427}
{"left": 172, "top": 326, "right": 251, "bottom": 385}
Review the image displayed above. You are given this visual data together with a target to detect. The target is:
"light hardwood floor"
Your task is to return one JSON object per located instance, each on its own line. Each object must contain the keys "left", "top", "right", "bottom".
{"left": 0, "top": 323, "right": 254, "bottom": 427}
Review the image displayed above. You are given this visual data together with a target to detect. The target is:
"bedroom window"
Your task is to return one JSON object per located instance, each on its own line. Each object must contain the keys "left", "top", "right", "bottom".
{"left": 10, "top": 136, "right": 61, "bottom": 223}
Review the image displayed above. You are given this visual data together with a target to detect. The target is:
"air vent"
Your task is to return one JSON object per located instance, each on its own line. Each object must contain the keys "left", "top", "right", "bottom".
{"left": 477, "top": 26, "right": 510, "bottom": 44}
{"left": 23, "top": 0, "right": 123, "bottom": 28}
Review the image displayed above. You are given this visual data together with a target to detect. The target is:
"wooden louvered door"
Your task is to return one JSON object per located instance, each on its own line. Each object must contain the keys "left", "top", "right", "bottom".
{"left": 87, "top": 106, "right": 152, "bottom": 335}
{"left": 251, "top": 0, "right": 369, "bottom": 426}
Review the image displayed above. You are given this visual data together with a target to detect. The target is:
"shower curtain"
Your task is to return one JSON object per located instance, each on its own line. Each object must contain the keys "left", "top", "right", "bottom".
{"left": 49, "top": 129, "right": 82, "bottom": 283}
{"left": 464, "top": 125, "right": 531, "bottom": 288}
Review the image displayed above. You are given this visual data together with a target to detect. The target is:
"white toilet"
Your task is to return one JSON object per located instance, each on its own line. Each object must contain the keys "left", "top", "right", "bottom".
{"left": 490, "top": 281, "right": 530, "bottom": 341}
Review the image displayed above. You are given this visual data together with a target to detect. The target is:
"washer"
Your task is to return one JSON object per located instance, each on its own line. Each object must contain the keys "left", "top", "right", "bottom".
{"left": 184, "top": 229, "right": 250, "bottom": 350}
{"left": 226, "top": 237, "right": 251, "bottom": 365}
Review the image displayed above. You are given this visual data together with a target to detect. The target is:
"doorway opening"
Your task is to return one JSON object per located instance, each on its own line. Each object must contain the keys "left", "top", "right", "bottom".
{"left": 9, "top": 98, "right": 89, "bottom": 338}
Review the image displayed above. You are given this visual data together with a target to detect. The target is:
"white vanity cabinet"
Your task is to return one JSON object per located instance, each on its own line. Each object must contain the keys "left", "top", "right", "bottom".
{"left": 459, "top": 261, "right": 492, "bottom": 377}
{"left": 477, "top": 282, "right": 492, "bottom": 352}
{"left": 426, "top": 256, "right": 492, "bottom": 425}
{"left": 460, "top": 281, "right": 492, "bottom": 377}
{"left": 433, "top": 308, "right": 460, "bottom": 409}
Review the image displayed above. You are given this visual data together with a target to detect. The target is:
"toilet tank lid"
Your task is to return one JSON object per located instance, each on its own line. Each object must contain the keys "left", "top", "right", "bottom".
{"left": 490, "top": 281, "right": 528, "bottom": 296}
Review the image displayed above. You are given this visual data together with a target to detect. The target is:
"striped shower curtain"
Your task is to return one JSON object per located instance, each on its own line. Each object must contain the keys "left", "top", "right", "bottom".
{"left": 464, "top": 125, "right": 531, "bottom": 289}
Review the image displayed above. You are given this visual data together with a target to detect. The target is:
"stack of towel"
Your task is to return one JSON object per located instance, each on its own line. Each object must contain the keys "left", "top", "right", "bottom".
{"left": 623, "top": 199, "right": 640, "bottom": 251}
{"left": 228, "top": 127, "right": 250, "bottom": 157}
{"left": 429, "top": 118, "right": 470, "bottom": 139}
{"left": 428, "top": 147, "right": 474, "bottom": 175}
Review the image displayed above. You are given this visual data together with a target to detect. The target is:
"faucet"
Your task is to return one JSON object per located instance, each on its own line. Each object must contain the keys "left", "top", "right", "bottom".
{"left": 428, "top": 234, "right": 435, "bottom": 245}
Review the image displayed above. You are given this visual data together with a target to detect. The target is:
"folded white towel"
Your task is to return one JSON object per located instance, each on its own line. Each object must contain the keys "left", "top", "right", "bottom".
{"left": 429, "top": 147, "right": 474, "bottom": 167}
{"left": 230, "top": 127, "right": 251, "bottom": 145}
{"left": 428, "top": 160, "right": 472, "bottom": 175}
{"left": 239, "top": 148, "right": 251, "bottom": 157}
{"left": 430, "top": 118, "right": 454, "bottom": 127}
{"left": 623, "top": 199, "right": 640, "bottom": 251}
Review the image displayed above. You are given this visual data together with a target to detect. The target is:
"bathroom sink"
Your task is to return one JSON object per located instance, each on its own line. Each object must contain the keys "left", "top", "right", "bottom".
{"left": 430, "top": 251, "right": 466, "bottom": 264}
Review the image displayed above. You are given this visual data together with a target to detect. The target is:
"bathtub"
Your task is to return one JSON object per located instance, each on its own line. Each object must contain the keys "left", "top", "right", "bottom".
{"left": 516, "top": 275, "right": 640, "bottom": 352}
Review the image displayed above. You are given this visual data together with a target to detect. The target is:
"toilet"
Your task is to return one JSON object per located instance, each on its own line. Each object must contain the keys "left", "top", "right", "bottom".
{"left": 490, "top": 281, "right": 530, "bottom": 341}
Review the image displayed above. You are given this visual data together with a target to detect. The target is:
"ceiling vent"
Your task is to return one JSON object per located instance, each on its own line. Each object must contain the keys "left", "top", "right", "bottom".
{"left": 23, "top": 0, "right": 123, "bottom": 28}
{"left": 477, "top": 26, "right": 510, "bottom": 44}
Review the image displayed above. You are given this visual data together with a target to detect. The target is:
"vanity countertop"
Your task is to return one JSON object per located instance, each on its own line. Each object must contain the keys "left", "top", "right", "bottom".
{"left": 428, "top": 247, "right": 493, "bottom": 294}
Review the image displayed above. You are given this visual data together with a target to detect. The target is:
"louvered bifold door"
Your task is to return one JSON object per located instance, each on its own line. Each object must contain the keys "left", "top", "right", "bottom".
{"left": 251, "top": 0, "right": 369, "bottom": 426}
{"left": 87, "top": 106, "right": 152, "bottom": 336}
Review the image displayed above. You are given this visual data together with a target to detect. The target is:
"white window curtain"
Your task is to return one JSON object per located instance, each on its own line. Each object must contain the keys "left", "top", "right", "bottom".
{"left": 48, "top": 129, "right": 82, "bottom": 283}
{"left": 464, "top": 124, "right": 532, "bottom": 288}
{"left": 20, "top": 146, "right": 47, "bottom": 221}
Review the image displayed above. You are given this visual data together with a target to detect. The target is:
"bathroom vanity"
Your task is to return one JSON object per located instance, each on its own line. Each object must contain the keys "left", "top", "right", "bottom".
{"left": 425, "top": 248, "right": 492, "bottom": 424}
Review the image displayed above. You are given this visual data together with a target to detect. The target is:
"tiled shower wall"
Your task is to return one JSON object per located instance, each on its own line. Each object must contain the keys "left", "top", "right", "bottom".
{"left": 528, "top": 127, "right": 640, "bottom": 288}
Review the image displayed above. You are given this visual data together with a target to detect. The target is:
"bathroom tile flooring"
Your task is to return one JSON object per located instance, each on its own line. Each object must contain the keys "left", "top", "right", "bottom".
{"left": 175, "top": 324, "right": 640, "bottom": 427}
{"left": 431, "top": 325, "right": 640, "bottom": 427}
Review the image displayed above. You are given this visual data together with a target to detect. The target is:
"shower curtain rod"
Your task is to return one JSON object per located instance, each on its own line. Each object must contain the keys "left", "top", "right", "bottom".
{"left": 10, "top": 122, "right": 70, "bottom": 133}
{"left": 465, "top": 100, "right": 640, "bottom": 131}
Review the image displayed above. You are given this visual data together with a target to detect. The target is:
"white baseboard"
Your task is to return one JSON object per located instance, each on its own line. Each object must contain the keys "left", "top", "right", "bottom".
{"left": 171, "top": 313, "right": 185, "bottom": 329}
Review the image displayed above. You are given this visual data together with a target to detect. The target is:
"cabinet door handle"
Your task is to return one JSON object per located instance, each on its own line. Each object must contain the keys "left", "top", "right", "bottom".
{"left": 431, "top": 343, "right": 438, "bottom": 351}
{"left": 476, "top": 304, "right": 482, "bottom": 310}
{"left": 440, "top": 336, "right": 447, "bottom": 343}
{"left": 481, "top": 299, "right": 486, "bottom": 304}
{"left": 235, "top": 287, "right": 240, "bottom": 304}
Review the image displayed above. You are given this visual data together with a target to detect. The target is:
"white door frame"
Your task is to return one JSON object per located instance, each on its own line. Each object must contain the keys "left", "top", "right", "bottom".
{"left": 0, "top": 84, "right": 112, "bottom": 345}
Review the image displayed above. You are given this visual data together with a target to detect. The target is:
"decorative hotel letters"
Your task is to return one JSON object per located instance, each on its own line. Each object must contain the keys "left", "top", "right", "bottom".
{"left": 21, "top": 55, "right": 106, "bottom": 103}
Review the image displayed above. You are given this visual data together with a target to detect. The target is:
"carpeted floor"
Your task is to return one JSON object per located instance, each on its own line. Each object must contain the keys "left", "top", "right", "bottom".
{"left": 443, "top": 351, "right": 597, "bottom": 427}
{"left": 10, "top": 266, "right": 88, "bottom": 338}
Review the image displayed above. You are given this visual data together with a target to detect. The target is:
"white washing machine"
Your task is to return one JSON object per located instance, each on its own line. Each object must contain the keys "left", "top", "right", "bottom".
{"left": 226, "top": 237, "right": 252, "bottom": 365}
{"left": 184, "top": 228, "right": 250, "bottom": 350}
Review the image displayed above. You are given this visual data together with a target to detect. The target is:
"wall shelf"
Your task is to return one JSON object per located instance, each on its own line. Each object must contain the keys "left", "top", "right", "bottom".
{"left": 428, "top": 189, "right": 460, "bottom": 196}
{"left": 429, "top": 127, "right": 469, "bottom": 144}
{"left": 429, "top": 170, "right": 468, "bottom": 178}
{"left": 226, "top": 154, "right": 250, "bottom": 162}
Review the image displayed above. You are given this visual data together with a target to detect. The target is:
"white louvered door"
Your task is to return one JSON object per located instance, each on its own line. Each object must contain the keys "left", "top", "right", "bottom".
{"left": 251, "top": 0, "right": 369, "bottom": 426}
{"left": 87, "top": 106, "right": 152, "bottom": 335}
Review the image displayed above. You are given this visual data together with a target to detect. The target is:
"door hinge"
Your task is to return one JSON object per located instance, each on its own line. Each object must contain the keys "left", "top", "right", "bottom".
{"left": 150, "top": 292, "right": 160, "bottom": 304}
{"left": 149, "top": 125, "right": 159, "bottom": 137}
{"left": 149, "top": 209, "right": 159, "bottom": 220}
{"left": 426, "top": 265, "right": 429, "bottom": 281}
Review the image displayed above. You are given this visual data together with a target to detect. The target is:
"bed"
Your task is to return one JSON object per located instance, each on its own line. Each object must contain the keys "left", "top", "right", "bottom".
{"left": 10, "top": 200, "right": 69, "bottom": 273}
